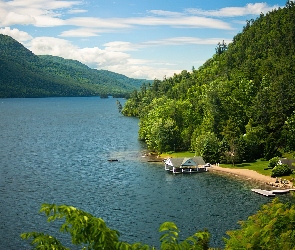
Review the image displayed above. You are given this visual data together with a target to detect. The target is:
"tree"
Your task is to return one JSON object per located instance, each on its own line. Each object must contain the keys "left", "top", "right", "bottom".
{"left": 221, "top": 118, "right": 242, "bottom": 165}
{"left": 194, "top": 133, "right": 220, "bottom": 163}
{"left": 224, "top": 198, "right": 295, "bottom": 250}
{"left": 215, "top": 40, "right": 228, "bottom": 55}
{"left": 284, "top": 111, "right": 295, "bottom": 151}
{"left": 22, "top": 203, "right": 211, "bottom": 250}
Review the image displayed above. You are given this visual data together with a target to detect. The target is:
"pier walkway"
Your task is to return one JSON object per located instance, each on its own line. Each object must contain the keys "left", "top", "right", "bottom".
{"left": 251, "top": 188, "right": 295, "bottom": 197}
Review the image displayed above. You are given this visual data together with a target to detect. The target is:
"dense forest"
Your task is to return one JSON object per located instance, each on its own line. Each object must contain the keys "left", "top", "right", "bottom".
{"left": 0, "top": 35, "right": 150, "bottom": 98}
{"left": 122, "top": 1, "right": 295, "bottom": 163}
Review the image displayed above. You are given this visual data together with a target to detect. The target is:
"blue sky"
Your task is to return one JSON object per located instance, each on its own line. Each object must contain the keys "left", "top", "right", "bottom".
{"left": 0, "top": 0, "right": 287, "bottom": 79}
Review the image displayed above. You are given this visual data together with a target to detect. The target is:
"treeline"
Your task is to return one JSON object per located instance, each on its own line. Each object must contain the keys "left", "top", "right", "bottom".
{"left": 0, "top": 35, "right": 150, "bottom": 98}
{"left": 122, "top": 1, "right": 295, "bottom": 163}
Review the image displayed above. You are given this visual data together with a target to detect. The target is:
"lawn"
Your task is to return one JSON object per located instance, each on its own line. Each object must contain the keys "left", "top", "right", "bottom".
{"left": 160, "top": 151, "right": 196, "bottom": 158}
{"left": 220, "top": 160, "right": 272, "bottom": 176}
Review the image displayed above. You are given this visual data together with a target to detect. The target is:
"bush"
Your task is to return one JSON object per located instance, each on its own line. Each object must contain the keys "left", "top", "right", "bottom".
{"left": 268, "top": 156, "right": 280, "bottom": 169}
{"left": 271, "top": 164, "right": 292, "bottom": 177}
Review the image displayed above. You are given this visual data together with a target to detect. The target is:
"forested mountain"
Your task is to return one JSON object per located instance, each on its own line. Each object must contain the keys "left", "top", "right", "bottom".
{"left": 122, "top": 1, "right": 295, "bottom": 162}
{"left": 0, "top": 34, "right": 149, "bottom": 98}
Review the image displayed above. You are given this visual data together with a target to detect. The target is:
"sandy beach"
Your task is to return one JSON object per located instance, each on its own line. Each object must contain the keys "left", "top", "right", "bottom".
{"left": 209, "top": 165, "right": 293, "bottom": 189}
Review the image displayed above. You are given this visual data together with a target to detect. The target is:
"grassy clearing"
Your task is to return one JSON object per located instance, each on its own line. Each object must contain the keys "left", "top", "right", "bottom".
{"left": 220, "top": 160, "right": 272, "bottom": 176}
{"left": 160, "top": 151, "right": 196, "bottom": 158}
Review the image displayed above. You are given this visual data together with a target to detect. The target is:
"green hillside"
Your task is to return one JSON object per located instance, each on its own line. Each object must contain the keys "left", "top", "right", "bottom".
{"left": 122, "top": 1, "right": 295, "bottom": 162}
{"left": 0, "top": 34, "right": 149, "bottom": 98}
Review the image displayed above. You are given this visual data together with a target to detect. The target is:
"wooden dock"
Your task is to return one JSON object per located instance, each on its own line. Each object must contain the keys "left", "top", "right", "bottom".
{"left": 251, "top": 189, "right": 275, "bottom": 197}
{"left": 251, "top": 188, "right": 295, "bottom": 197}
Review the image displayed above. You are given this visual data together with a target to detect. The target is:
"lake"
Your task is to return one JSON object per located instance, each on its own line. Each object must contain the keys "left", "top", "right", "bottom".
{"left": 0, "top": 97, "right": 273, "bottom": 249}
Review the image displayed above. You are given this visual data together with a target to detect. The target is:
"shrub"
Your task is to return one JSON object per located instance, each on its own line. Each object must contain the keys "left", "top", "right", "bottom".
{"left": 268, "top": 156, "right": 280, "bottom": 169}
{"left": 271, "top": 164, "right": 292, "bottom": 177}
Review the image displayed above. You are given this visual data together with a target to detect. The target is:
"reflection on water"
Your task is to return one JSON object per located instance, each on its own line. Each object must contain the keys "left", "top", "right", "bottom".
{"left": 0, "top": 97, "right": 276, "bottom": 249}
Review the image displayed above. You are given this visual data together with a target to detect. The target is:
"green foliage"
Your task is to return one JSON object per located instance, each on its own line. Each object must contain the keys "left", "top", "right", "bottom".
{"left": 268, "top": 156, "right": 280, "bottom": 168}
{"left": 283, "top": 111, "right": 295, "bottom": 151}
{"left": 22, "top": 204, "right": 210, "bottom": 250}
{"left": 224, "top": 198, "right": 295, "bottom": 249}
{"left": 271, "top": 164, "right": 293, "bottom": 177}
{"left": 159, "top": 222, "right": 210, "bottom": 250}
{"left": 194, "top": 133, "right": 220, "bottom": 163}
{"left": 122, "top": 3, "right": 295, "bottom": 161}
{"left": 0, "top": 34, "right": 150, "bottom": 98}
{"left": 21, "top": 232, "right": 69, "bottom": 250}
{"left": 215, "top": 40, "right": 228, "bottom": 55}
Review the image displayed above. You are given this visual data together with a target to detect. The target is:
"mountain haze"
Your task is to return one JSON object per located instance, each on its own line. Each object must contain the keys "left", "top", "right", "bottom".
{"left": 0, "top": 34, "right": 150, "bottom": 98}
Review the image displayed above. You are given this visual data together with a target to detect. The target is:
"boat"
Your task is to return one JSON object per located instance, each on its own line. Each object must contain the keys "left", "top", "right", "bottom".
{"left": 108, "top": 159, "right": 118, "bottom": 162}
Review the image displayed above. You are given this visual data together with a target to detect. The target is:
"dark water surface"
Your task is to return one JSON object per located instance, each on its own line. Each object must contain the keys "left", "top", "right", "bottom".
{"left": 0, "top": 97, "right": 273, "bottom": 249}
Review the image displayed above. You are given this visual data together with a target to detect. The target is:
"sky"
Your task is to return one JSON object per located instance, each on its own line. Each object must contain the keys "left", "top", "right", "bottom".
{"left": 0, "top": 0, "right": 288, "bottom": 80}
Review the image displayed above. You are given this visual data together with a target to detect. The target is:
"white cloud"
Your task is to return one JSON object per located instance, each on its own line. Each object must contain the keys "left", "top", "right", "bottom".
{"left": 103, "top": 37, "right": 232, "bottom": 52}
{"left": 0, "top": 0, "right": 82, "bottom": 27}
{"left": 105, "top": 63, "right": 179, "bottom": 80}
{"left": 1, "top": 12, "right": 36, "bottom": 26}
{"left": 147, "top": 10, "right": 183, "bottom": 17}
{"left": 0, "top": 27, "right": 32, "bottom": 41}
{"left": 66, "top": 17, "right": 132, "bottom": 29}
{"left": 59, "top": 28, "right": 101, "bottom": 37}
{"left": 28, "top": 36, "right": 130, "bottom": 70}
{"left": 0, "top": 0, "right": 234, "bottom": 31}
{"left": 103, "top": 41, "right": 139, "bottom": 52}
{"left": 26, "top": 36, "right": 185, "bottom": 79}
{"left": 124, "top": 16, "right": 232, "bottom": 29}
{"left": 186, "top": 3, "right": 281, "bottom": 17}
{"left": 67, "top": 9, "right": 88, "bottom": 14}
{"left": 143, "top": 37, "right": 232, "bottom": 46}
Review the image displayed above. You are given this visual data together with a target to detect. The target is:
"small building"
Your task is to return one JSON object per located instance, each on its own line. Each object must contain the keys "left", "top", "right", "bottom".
{"left": 164, "top": 156, "right": 208, "bottom": 174}
{"left": 280, "top": 158, "right": 295, "bottom": 169}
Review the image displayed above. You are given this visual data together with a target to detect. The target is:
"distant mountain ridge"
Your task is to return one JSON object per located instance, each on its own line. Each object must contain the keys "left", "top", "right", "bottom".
{"left": 0, "top": 34, "right": 150, "bottom": 98}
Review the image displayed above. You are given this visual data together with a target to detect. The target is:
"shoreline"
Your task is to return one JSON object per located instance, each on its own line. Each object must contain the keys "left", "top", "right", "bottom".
{"left": 209, "top": 165, "right": 293, "bottom": 189}
{"left": 143, "top": 153, "right": 294, "bottom": 189}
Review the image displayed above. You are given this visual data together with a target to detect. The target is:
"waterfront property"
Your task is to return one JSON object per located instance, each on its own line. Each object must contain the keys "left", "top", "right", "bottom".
{"left": 164, "top": 156, "right": 208, "bottom": 173}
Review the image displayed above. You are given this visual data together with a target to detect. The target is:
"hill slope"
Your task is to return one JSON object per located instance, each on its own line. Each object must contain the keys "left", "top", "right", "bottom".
{"left": 122, "top": 2, "right": 295, "bottom": 161}
{"left": 0, "top": 34, "right": 149, "bottom": 98}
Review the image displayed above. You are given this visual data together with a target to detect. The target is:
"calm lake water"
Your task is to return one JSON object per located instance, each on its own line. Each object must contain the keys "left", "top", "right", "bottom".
{"left": 0, "top": 97, "right": 275, "bottom": 249}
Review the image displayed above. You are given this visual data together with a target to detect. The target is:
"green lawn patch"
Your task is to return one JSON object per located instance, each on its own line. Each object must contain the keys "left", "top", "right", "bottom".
{"left": 160, "top": 151, "right": 196, "bottom": 158}
{"left": 220, "top": 160, "right": 272, "bottom": 176}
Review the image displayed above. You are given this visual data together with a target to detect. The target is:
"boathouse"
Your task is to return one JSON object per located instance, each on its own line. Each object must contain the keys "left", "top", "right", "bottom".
{"left": 164, "top": 156, "right": 207, "bottom": 173}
